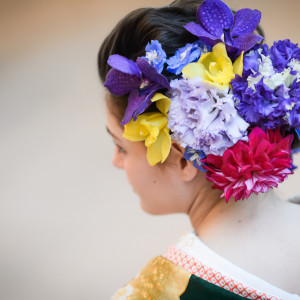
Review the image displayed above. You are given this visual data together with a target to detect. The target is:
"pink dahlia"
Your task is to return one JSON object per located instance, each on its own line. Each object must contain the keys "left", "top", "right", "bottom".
{"left": 202, "top": 127, "right": 294, "bottom": 202}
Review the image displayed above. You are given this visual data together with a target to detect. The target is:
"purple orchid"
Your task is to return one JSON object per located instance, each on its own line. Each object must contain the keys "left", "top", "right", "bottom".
{"left": 104, "top": 54, "right": 170, "bottom": 125}
{"left": 184, "top": 0, "right": 263, "bottom": 58}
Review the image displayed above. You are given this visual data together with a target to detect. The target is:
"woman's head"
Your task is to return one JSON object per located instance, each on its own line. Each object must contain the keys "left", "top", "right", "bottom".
{"left": 100, "top": 1, "right": 218, "bottom": 215}
{"left": 99, "top": 0, "right": 299, "bottom": 206}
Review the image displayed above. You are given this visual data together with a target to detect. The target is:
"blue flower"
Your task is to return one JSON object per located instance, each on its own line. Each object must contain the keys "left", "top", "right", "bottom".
{"left": 144, "top": 40, "right": 167, "bottom": 73}
{"left": 232, "top": 43, "right": 300, "bottom": 130}
{"left": 269, "top": 40, "right": 300, "bottom": 72}
{"left": 242, "top": 48, "right": 260, "bottom": 77}
{"left": 166, "top": 41, "right": 211, "bottom": 75}
{"left": 232, "top": 77, "right": 287, "bottom": 129}
{"left": 291, "top": 143, "right": 300, "bottom": 171}
{"left": 288, "top": 79, "right": 300, "bottom": 129}
{"left": 232, "top": 76, "right": 300, "bottom": 130}
{"left": 183, "top": 147, "right": 207, "bottom": 172}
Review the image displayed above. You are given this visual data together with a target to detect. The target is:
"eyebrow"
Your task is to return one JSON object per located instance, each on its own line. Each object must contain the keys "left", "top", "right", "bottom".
{"left": 106, "top": 126, "right": 121, "bottom": 141}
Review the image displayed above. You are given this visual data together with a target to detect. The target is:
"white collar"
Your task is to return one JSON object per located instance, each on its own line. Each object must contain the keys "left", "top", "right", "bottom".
{"left": 175, "top": 232, "right": 300, "bottom": 299}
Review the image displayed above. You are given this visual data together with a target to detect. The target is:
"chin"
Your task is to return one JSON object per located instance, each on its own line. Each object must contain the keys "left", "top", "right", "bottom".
{"left": 139, "top": 198, "right": 175, "bottom": 215}
{"left": 140, "top": 200, "right": 162, "bottom": 215}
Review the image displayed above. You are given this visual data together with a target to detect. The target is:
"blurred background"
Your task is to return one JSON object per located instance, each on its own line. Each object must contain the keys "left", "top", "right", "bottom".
{"left": 0, "top": 0, "right": 299, "bottom": 299}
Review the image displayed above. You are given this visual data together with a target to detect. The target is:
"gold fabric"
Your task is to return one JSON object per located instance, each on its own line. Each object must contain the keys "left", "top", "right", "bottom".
{"left": 112, "top": 256, "right": 191, "bottom": 300}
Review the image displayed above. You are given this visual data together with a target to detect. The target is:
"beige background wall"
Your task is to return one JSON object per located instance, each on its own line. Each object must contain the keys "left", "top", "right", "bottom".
{"left": 0, "top": 1, "right": 299, "bottom": 299}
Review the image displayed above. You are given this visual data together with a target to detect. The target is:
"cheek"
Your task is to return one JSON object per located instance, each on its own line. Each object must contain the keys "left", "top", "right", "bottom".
{"left": 124, "top": 157, "right": 154, "bottom": 194}
{"left": 120, "top": 143, "right": 182, "bottom": 215}
{"left": 125, "top": 161, "right": 174, "bottom": 214}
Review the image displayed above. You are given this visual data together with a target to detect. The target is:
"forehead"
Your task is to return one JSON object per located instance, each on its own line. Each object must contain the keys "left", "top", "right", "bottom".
{"left": 105, "top": 104, "right": 124, "bottom": 139}
{"left": 105, "top": 93, "right": 127, "bottom": 125}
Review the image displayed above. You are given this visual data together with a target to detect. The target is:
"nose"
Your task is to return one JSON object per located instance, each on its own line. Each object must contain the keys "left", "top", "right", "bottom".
{"left": 112, "top": 147, "right": 124, "bottom": 169}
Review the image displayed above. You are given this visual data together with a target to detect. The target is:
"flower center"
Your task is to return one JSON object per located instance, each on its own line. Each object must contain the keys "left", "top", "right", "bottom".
{"left": 146, "top": 50, "right": 159, "bottom": 63}
{"left": 180, "top": 46, "right": 192, "bottom": 61}
{"left": 222, "top": 29, "right": 234, "bottom": 46}
{"left": 140, "top": 79, "right": 150, "bottom": 89}
{"left": 221, "top": 33, "right": 225, "bottom": 42}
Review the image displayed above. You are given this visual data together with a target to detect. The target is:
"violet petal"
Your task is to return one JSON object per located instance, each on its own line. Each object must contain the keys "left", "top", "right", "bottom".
{"left": 134, "top": 89, "right": 158, "bottom": 119}
{"left": 231, "top": 9, "right": 261, "bottom": 37}
{"left": 104, "top": 68, "right": 141, "bottom": 96}
{"left": 233, "top": 34, "right": 263, "bottom": 52}
{"left": 121, "top": 90, "right": 148, "bottom": 125}
{"left": 223, "top": 29, "right": 234, "bottom": 46}
{"left": 139, "top": 82, "right": 161, "bottom": 97}
{"left": 137, "top": 57, "right": 170, "bottom": 89}
{"left": 225, "top": 44, "right": 241, "bottom": 59}
{"left": 107, "top": 54, "right": 141, "bottom": 77}
{"left": 184, "top": 22, "right": 216, "bottom": 42}
{"left": 197, "top": 0, "right": 233, "bottom": 37}
{"left": 243, "top": 50, "right": 260, "bottom": 76}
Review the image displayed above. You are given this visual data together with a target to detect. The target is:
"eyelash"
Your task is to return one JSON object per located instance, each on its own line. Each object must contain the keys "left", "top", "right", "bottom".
{"left": 115, "top": 143, "right": 125, "bottom": 154}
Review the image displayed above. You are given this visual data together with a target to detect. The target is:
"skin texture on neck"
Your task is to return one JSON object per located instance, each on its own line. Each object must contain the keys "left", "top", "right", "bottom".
{"left": 187, "top": 178, "right": 223, "bottom": 231}
{"left": 189, "top": 185, "right": 300, "bottom": 294}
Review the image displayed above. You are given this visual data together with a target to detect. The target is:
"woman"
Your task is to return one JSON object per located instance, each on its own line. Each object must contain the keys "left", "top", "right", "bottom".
{"left": 99, "top": 0, "right": 300, "bottom": 298}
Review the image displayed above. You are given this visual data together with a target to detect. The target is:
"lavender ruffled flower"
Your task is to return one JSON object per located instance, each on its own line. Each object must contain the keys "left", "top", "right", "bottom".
{"left": 144, "top": 40, "right": 167, "bottom": 73}
{"left": 168, "top": 77, "right": 249, "bottom": 156}
{"left": 183, "top": 147, "right": 207, "bottom": 172}
{"left": 232, "top": 43, "right": 300, "bottom": 130}
{"left": 184, "top": 0, "right": 263, "bottom": 58}
{"left": 166, "top": 41, "right": 211, "bottom": 75}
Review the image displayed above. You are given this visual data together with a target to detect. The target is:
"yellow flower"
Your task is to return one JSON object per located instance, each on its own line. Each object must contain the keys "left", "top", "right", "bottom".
{"left": 123, "top": 93, "right": 171, "bottom": 166}
{"left": 150, "top": 93, "right": 171, "bottom": 116}
{"left": 182, "top": 43, "right": 243, "bottom": 89}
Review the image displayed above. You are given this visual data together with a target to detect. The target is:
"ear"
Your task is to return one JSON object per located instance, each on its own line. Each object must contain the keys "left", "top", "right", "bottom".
{"left": 170, "top": 142, "right": 198, "bottom": 182}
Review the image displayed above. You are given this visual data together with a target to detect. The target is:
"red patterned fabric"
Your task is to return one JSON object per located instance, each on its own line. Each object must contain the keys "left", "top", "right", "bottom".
{"left": 164, "top": 245, "right": 280, "bottom": 300}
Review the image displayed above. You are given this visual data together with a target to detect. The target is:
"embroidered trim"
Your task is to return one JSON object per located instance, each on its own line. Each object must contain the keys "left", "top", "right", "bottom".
{"left": 164, "top": 245, "right": 280, "bottom": 300}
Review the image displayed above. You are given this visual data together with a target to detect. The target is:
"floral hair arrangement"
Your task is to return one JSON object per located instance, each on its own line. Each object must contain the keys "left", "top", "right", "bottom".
{"left": 104, "top": 0, "right": 300, "bottom": 202}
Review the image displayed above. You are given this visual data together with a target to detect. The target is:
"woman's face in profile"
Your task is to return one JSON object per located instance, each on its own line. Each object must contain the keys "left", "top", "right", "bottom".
{"left": 106, "top": 105, "right": 191, "bottom": 215}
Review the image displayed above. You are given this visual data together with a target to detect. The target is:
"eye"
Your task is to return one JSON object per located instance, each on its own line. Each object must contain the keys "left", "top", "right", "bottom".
{"left": 116, "top": 144, "right": 126, "bottom": 154}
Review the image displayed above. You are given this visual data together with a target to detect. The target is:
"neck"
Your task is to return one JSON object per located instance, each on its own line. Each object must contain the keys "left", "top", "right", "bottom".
{"left": 189, "top": 189, "right": 282, "bottom": 240}
{"left": 188, "top": 182, "right": 223, "bottom": 231}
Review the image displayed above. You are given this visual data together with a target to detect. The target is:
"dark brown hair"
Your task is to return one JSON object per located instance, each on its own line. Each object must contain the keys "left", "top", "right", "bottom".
{"left": 98, "top": 0, "right": 201, "bottom": 83}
